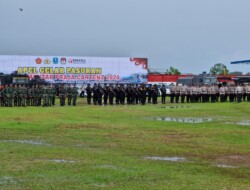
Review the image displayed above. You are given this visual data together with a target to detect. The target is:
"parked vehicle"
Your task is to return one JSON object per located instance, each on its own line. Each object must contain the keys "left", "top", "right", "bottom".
{"left": 176, "top": 75, "right": 218, "bottom": 86}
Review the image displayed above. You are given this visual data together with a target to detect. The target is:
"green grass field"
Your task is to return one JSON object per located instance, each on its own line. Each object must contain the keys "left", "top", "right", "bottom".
{"left": 0, "top": 98, "right": 250, "bottom": 190}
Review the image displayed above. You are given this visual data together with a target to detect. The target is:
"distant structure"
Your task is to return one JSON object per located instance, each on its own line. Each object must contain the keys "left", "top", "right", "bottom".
{"left": 231, "top": 60, "right": 250, "bottom": 64}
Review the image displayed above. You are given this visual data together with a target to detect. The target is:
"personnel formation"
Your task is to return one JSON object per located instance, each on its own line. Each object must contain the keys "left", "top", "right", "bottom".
{"left": 0, "top": 83, "right": 250, "bottom": 107}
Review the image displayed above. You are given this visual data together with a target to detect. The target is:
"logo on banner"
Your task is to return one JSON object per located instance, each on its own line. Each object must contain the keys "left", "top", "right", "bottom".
{"left": 61, "top": 58, "right": 67, "bottom": 64}
{"left": 68, "top": 58, "right": 73, "bottom": 64}
{"left": 53, "top": 57, "right": 59, "bottom": 64}
{"left": 35, "top": 57, "right": 42, "bottom": 64}
{"left": 43, "top": 58, "right": 51, "bottom": 64}
{"left": 72, "top": 58, "right": 86, "bottom": 64}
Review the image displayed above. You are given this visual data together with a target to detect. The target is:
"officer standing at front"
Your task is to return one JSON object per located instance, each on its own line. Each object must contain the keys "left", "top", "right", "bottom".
{"left": 86, "top": 84, "right": 92, "bottom": 105}
{"left": 160, "top": 84, "right": 167, "bottom": 104}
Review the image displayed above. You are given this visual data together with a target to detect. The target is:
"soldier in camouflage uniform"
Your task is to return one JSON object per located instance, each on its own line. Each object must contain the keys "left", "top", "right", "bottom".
{"left": 48, "top": 85, "right": 53, "bottom": 106}
{"left": 51, "top": 84, "right": 56, "bottom": 106}
{"left": 0, "top": 85, "right": 4, "bottom": 106}
{"left": 20, "top": 84, "right": 27, "bottom": 106}
{"left": 39, "top": 85, "right": 43, "bottom": 106}
{"left": 9, "top": 84, "right": 15, "bottom": 107}
{"left": 59, "top": 84, "right": 67, "bottom": 106}
{"left": 67, "top": 84, "right": 73, "bottom": 106}
{"left": 13, "top": 84, "right": 19, "bottom": 106}
{"left": 42, "top": 85, "right": 49, "bottom": 107}
{"left": 4, "top": 84, "right": 13, "bottom": 107}
{"left": 72, "top": 84, "right": 78, "bottom": 106}
{"left": 26, "top": 85, "right": 32, "bottom": 106}
{"left": 34, "top": 85, "right": 40, "bottom": 106}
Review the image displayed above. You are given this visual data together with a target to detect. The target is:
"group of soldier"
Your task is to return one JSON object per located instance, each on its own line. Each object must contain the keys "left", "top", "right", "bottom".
{"left": 168, "top": 83, "right": 250, "bottom": 103}
{"left": 0, "top": 84, "right": 78, "bottom": 107}
{"left": 1, "top": 82, "right": 250, "bottom": 107}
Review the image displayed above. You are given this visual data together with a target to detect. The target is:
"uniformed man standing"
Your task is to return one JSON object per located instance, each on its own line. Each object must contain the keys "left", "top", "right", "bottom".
{"left": 180, "top": 84, "right": 187, "bottom": 103}
{"left": 51, "top": 84, "right": 56, "bottom": 106}
{"left": 7, "top": 84, "right": 14, "bottom": 107}
{"left": 235, "top": 83, "right": 243, "bottom": 103}
{"left": 243, "top": 83, "right": 247, "bottom": 101}
{"left": 26, "top": 85, "right": 32, "bottom": 106}
{"left": 186, "top": 85, "right": 191, "bottom": 103}
{"left": 140, "top": 84, "right": 147, "bottom": 105}
{"left": 160, "top": 84, "right": 167, "bottom": 104}
{"left": 72, "top": 84, "right": 78, "bottom": 106}
{"left": 67, "top": 84, "right": 73, "bottom": 106}
{"left": 147, "top": 84, "right": 152, "bottom": 103}
{"left": 0, "top": 86, "right": 3, "bottom": 107}
{"left": 246, "top": 83, "right": 250, "bottom": 102}
{"left": 120, "top": 84, "right": 126, "bottom": 105}
{"left": 108, "top": 84, "right": 115, "bottom": 105}
{"left": 191, "top": 85, "right": 197, "bottom": 103}
{"left": 130, "top": 84, "right": 136, "bottom": 104}
{"left": 135, "top": 85, "right": 140, "bottom": 104}
{"left": 219, "top": 85, "right": 226, "bottom": 102}
{"left": 59, "top": 84, "right": 67, "bottom": 106}
{"left": 175, "top": 84, "right": 181, "bottom": 103}
{"left": 209, "top": 84, "right": 217, "bottom": 103}
{"left": 228, "top": 84, "right": 236, "bottom": 102}
{"left": 92, "top": 83, "right": 98, "bottom": 105}
{"left": 201, "top": 85, "right": 208, "bottom": 103}
{"left": 103, "top": 84, "right": 109, "bottom": 105}
{"left": 21, "top": 84, "right": 28, "bottom": 106}
{"left": 13, "top": 84, "right": 19, "bottom": 106}
{"left": 114, "top": 84, "right": 120, "bottom": 105}
{"left": 42, "top": 85, "right": 49, "bottom": 107}
{"left": 97, "top": 83, "right": 103, "bottom": 106}
{"left": 196, "top": 85, "right": 202, "bottom": 102}
{"left": 170, "top": 84, "right": 176, "bottom": 103}
{"left": 86, "top": 84, "right": 92, "bottom": 105}
{"left": 152, "top": 84, "right": 158, "bottom": 104}
{"left": 126, "top": 84, "right": 131, "bottom": 104}
{"left": 34, "top": 85, "right": 40, "bottom": 106}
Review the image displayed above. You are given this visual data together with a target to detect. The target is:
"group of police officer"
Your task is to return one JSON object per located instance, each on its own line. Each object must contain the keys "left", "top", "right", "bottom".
{"left": 0, "top": 84, "right": 78, "bottom": 107}
{"left": 85, "top": 83, "right": 158, "bottom": 105}
{"left": 169, "top": 83, "right": 250, "bottom": 103}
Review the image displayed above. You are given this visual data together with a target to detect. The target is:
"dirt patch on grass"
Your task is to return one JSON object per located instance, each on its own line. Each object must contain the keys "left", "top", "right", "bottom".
{"left": 162, "top": 132, "right": 195, "bottom": 143}
{"left": 217, "top": 155, "right": 250, "bottom": 167}
{"left": 59, "top": 123, "right": 104, "bottom": 130}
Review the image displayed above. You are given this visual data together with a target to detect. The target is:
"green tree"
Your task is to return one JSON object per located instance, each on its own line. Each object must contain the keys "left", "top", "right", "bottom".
{"left": 166, "top": 66, "right": 181, "bottom": 75}
{"left": 210, "top": 63, "right": 229, "bottom": 75}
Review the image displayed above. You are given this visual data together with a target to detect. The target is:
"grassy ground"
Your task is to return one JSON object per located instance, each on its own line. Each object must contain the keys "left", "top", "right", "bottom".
{"left": 0, "top": 98, "right": 250, "bottom": 190}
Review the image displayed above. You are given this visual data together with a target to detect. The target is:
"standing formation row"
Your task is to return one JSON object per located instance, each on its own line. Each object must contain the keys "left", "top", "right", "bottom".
{"left": 169, "top": 83, "right": 250, "bottom": 103}
{"left": 0, "top": 84, "right": 78, "bottom": 107}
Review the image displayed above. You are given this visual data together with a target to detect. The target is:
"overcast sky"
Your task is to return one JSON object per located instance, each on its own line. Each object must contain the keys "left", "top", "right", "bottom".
{"left": 0, "top": 0, "right": 250, "bottom": 74}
